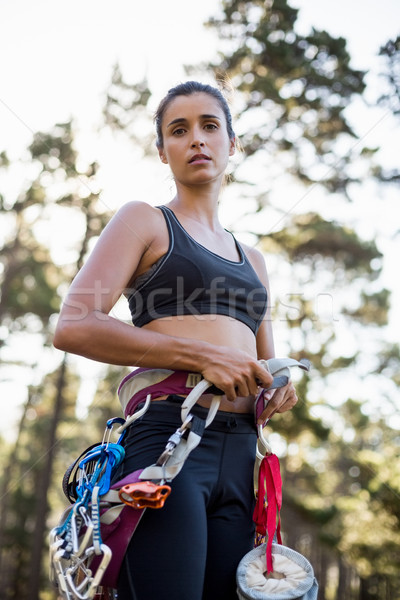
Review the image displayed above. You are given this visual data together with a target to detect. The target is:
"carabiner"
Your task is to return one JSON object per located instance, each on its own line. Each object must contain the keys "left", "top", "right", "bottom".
{"left": 102, "top": 417, "right": 126, "bottom": 447}
{"left": 257, "top": 424, "right": 272, "bottom": 457}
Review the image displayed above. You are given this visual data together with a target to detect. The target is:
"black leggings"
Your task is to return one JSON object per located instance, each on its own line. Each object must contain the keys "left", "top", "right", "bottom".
{"left": 116, "top": 397, "right": 257, "bottom": 600}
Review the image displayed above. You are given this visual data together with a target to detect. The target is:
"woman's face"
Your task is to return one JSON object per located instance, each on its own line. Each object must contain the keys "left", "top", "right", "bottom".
{"left": 158, "top": 92, "right": 235, "bottom": 187}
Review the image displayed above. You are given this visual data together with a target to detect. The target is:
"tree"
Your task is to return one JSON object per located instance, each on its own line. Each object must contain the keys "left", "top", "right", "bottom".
{"left": 201, "top": 0, "right": 368, "bottom": 199}
{"left": 1, "top": 66, "right": 156, "bottom": 598}
{"left": 198, "top": 1, "right": 398, "bottom": 597}
{"left": 0, "top": 120, "right": 114, "bottom": 598}
{"left": 378, "top": 35, "right": 400, "bottom": 117}
{"left": 103, "top": 63, "right": 154, "bottom": 154}
{"left": 372, "top": 35, "right": 400, "bottom": 187}
{"left": 1, "top": 5, "right": 398, "bottom": 597}
{"left": 0, "top": 362, "right": 80, "bottom": 600}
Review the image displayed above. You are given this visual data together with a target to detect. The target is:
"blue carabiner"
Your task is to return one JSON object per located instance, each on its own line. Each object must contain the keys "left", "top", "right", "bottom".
{"left": 106, "top": 417, "right": 126, "bottom": 428}
{"left": 103, "top": 417, "right": 126, "bottom": 446}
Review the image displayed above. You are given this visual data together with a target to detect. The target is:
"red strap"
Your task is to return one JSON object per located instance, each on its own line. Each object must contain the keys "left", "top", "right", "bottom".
{"left": 252, "top": 454, "right": 282, "bottom": 573}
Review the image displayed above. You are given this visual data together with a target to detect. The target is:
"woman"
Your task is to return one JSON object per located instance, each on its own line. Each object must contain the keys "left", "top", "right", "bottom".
{"left": 54, "top": 81, "right": 298, "bottom": 600}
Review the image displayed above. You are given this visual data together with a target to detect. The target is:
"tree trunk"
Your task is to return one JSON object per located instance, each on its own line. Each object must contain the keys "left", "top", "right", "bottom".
{"left": 0, "top": 389, "right": 31, "bottom": 587}
{"left": 317, "top": 548, "right": 328, "bottom": 600}
{"left": 336, "top": 556, "right": 348, "bottom": 599}
{"left": 26, "top": 356, "right": 67, "bottom": 600}
{"left": 359, "top": 577, "right": 374, "bottom": 600}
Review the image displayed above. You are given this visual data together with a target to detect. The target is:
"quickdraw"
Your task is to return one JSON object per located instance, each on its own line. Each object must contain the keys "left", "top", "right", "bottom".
{"left": 49, "top": 418, "right": 126, "bottom": 600}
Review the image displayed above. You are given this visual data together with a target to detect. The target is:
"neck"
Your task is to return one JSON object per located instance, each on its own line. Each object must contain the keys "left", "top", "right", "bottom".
{"left": 170, "top": 179, "right": 224, "bottom": 230}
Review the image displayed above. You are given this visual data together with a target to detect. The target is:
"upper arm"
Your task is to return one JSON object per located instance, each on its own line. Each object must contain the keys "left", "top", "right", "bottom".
{"left": 60, "top": 201, "right": 159, "bottom": 319}
{"left": 242, "top": 244, "right": 275, "bottom": 360}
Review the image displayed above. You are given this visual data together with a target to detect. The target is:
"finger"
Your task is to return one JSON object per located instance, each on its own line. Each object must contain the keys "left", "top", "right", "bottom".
{"left": 258, "top": 393, "right": 283, "bottom": 422}
{"left": 247, "top": 376, "right": 260, "bottom": 397}
{"left": 257, "top": 392, "right": 282, "bottom": 423}
{"left": 257, "top": 385, "right": 297, "bottom": 422}
{"left": 234, "top": 379, "right": 251, "bottom": 399}
{"left": 263, "top": 388, "right": 276, "bottom": 402}
{"left": 223, "top": 382, "right": 238, "bottom": 402}
{"left": 257, "top": 406, "right": 274, "bottom": 424}
{"left": 276, "top": 391, "right": 298, "bottom": 413}
{"left": 255, "top": 364, "right": 274, "bottom": 389}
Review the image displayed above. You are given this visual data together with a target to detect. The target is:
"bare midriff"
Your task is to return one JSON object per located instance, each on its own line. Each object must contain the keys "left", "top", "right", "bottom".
{"left": 142, "top": 314, "right": 258, "bottom": 414}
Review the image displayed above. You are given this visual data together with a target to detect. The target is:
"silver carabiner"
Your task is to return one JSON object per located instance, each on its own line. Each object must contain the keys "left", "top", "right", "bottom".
{"left": 257, "top": 423, "right": 272, "bottom": 458}
{"left": 75, "top": 507, "right": 94, "bottom": 558}
{"left": 155, "top": 414, "right": 194, "bottom": 467}
{"left": 64, "top": 544, "right": 112, "bottom": 600}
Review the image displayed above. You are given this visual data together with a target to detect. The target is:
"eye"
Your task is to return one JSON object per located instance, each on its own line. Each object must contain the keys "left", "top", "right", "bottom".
{"left": 172, "top": 127, "right": 186, "bottom": 136}
{"left": 204, "top": 123, "right": 218, "bottom": 131}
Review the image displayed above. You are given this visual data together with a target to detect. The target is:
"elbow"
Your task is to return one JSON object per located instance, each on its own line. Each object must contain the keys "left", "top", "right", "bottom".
{"left": 53, "top": 318, "right": 83, "bottom": 354}
{"left": 53, "top": 309, "right": 101, "bottom": 356}
{"left": 53, "top": 320, "right": 72, "bottom": 352}
{"left": 53, "top": 298, "right": 96, "bottom": 352}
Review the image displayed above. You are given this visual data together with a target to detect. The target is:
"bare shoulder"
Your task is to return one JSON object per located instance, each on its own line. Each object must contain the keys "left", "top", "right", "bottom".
{"left": 116, "top": 200, "right": 163, "bottom": 221}
{"left": 240, "top": 242, "right": 269, "bottom": 279}
{"left": 111, "top": 201, "right": 164, "bottom": 234}
{"left": 98, "top": 201, "right": 164, "bottom": 250}
{"left": 69, "top": 202, "right": 167, "bottom": 302}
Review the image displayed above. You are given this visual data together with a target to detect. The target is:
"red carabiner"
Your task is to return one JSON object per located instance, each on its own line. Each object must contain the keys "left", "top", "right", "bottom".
{"left": 118, "top": 481, "right": 171, "bottom": 509}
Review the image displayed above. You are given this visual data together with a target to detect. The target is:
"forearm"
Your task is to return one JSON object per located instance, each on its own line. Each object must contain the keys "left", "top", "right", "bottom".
{"left": 54, "top": 309, "right": 274, "bottom": 400}
{"left": 53, "top": 311, "right": 210, "bottom": 372}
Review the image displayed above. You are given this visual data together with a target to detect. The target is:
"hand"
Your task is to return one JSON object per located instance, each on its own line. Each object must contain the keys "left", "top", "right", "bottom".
{"left": 200, "top": 350, "right": 273, "bottom": 402}
{"left": 257, "top": 380, "right": 298, "bottom": 424}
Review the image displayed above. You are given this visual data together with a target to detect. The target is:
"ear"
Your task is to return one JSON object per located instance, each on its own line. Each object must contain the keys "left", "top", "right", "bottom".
{"left": 229, "top": 137, "right": 236, "bottom": 157}
{"left": 158, "top": 148, "right": 168, "bottom": 164}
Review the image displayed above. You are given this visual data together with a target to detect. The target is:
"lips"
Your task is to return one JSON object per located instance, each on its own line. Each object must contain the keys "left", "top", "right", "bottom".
{"left": 188, "top": 153, "right": 211, "bottom": 163}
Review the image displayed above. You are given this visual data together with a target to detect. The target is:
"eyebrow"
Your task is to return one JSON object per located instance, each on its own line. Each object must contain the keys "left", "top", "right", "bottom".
{"left": 166, "top": 114, "right": 221, "bottom": 128}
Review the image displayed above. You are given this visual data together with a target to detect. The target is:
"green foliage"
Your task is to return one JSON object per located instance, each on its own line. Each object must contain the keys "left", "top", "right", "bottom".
{"left": 0, "top": 116, "right": 117, "bottom": 598}
{"left": 374, "top": 343, "right": 400, "bottom": 387}
{"left": 102, "top": 63, "right": 154, "bottom": 153}
{"left": 204, "top": 0, "right": 366, "bottom": 192}
{"left": 260, "top": 212, "right": 382, "bottom": 276}
{"left": 0, "top": 4, "right": 398, "bottom": 598}
{"left": 2, "top": 252, "right": 60, "bottom": 322}
{"left": 199, "top": 3, "right": 400, "bottom": 595}
{"left": 332, "top": 407, "right": 400, "bottom": 580}
{"left": 278, "top": 396, "right": 400, "bottom": 595}
{"left": 378, "top": 36, "right": 400, "bottom": 116}
{"left": 370, "top": 35, "right": 400, "bottom": 193}
{"left": 29, "top": 122, "right": 78, "bottom": 176}
{"left": 0, "top": 150, "right": 10, "bottom": 168}
{"left": 343, "top": 289, "right": 391, "bottom": 326}
{"left": 0, "top": 365, "right": 80, "bottom": 598}
{"left": 89, "top": 365, "right": 129, "bottom": 428}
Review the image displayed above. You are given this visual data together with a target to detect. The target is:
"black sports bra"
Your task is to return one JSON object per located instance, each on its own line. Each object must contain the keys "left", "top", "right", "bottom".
{"left": 127, "top": 206, "right": 268, "bottom": 334}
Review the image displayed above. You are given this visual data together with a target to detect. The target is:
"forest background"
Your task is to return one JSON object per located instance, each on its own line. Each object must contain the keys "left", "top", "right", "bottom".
{"left": 0, "top": 0, "right": 399, "bottom": 599}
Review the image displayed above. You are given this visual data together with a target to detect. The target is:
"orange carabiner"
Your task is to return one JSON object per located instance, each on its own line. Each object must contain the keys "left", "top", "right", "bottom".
{"left": 118, "top": 481, "right": 171, "bottom": 509}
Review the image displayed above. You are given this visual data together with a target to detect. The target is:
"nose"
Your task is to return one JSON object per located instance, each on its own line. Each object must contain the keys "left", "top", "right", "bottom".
{"left": 190, "top": 127, "right": 205, "bottom": 148}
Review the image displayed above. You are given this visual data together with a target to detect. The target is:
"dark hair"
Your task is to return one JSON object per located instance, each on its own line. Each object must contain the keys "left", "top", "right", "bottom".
{"left": 154, "top": 81, "right": 235, "bottom": 149}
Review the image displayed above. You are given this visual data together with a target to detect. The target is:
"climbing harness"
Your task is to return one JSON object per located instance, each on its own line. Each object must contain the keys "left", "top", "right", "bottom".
{"left": 49, "top": 372, "right": 221, "bottom": 598}
{"left": 49, "top": 357, "right": 311, "bottom": 599}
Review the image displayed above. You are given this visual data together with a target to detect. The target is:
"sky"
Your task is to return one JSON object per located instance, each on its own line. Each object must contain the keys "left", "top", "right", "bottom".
{"left": 1, "top": 0, "right": 399, "bottom": 156}
{"left": 0, "top": 0, "right": 399, "bottom": 436}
